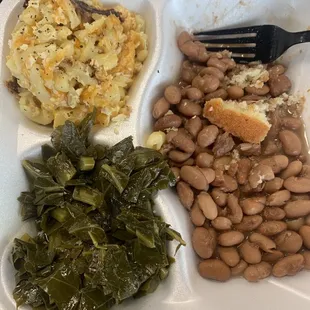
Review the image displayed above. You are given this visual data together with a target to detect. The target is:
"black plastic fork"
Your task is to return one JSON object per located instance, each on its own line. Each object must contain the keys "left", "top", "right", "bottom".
{"left": 194, "top": 25, "right": 310, "bottom": 63}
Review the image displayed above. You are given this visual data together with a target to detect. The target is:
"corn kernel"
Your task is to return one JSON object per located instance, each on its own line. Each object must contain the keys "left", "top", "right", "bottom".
{"left": 146, "top": 131, "right": 166, "bottom": 150}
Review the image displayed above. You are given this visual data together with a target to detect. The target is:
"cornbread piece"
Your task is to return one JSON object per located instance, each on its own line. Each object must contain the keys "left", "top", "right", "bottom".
{"left": 203, "top": 98, "right": 271, "bottom": 143}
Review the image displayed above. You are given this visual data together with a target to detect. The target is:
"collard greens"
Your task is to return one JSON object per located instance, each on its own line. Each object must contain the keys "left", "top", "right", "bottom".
{"left": 12, "top": 113, "right": 185, "bottom": 310}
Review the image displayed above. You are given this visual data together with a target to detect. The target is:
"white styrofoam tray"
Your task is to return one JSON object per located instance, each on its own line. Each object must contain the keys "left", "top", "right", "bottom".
{"left": 1, "top": 0, "right": 310, "bottom": 309}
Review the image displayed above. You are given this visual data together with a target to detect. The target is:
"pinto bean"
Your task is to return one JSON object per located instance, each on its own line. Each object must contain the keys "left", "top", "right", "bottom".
{"left": 213, "top": 156, "right": 231, "bottom": 171}
{"left": 164, "top": 85, "right": 182, "bottom": 104}
{"left": 281, "top": 161, "right": 303, "bottom": 180}
{"left": 286, "top": 217, "right": 305, "bottom": 231}
{"left": 217, "top": 174, "right": 238, "bottom": 193}
{"left": 231, "top": 260, "right": 248, "bottom": 276}
{"left": 204, "top": 88, "right": 228, "bottom": 101}
{"left": 301, "top": 165, "right": 310, "bottom": 179}
{"left": 238, "top": 143, "right": 261, "bottom": 156}
{"left": 306, "top": 214, "right": 310, "bottom": 225}
{"left": 196, "top": 152, "right": 214, "bottom": 168}
{"left": 299, "top": 225, "right": 310, "bottom": 249}
{"left": 211, "top": 188, "right": 227, "bottom": 207}
{"left": 243, "top": 262, "right": 272, "bottom": 282}
{"left": 192, "top": 74, "right": 220, "bottom": 94}
{"left": 249, "top": 233, "right": 276, "bottom": 252}
{"left": 207, "top": 57, "right": 228, "bottom": 72}
{"left": 263, "top": 207, "right": 286, "bottom": 221}
{"left": 264, "top": 177, "right": 284, "bottom": 194}
{"left": 272, "top": 254, "right": 304, "bottom": 277}
{"left": 199, "top": 67, "right": 224, "bottom": 81}
{"left": 226, "top": 194, "right": 243, "bottom": 224}
{"left": 169, "top": 157, "right": 195, "bottom": 168}
{"left": 169, "top": 150, "right": 192, "bottom": 163}
{"left": 268, "top": 64, "right": 285, "bottom": 79}
{"left": 176, "top": 181, "right": 194, "bottom": 209}
{"left": 227, "top": 86, "right": 244, "bottom": 99}
{"left": 186, "top": 87, "right": 204, "bottom": 100}
{"left": 180, "top": 166, "right": 208, "bottom": 190}
{"left": 182, "top": 68, "right": 196, "bottom": 83}
{"left": 274, "top": 230, "right": 303, "bottom": 253}
{"left": 235, "top": 215, "right": 263, "bottom": 232}
{"left": 281, "top": 117, "right": 302, "bottom": 130}
{"left": 194, "top": 145, "right": 211, "bottom": 156}
{"left": 192, "top": 227, "right": 217, "bottom": 259}
{"left": 211, "top": 217, "right": 232, "bottom": 230}
{"left": 166, "top": 131, "right": 178, "bottom": 143}
{"left": 184, "top": 117, "right": 203, "bottom": 138}
{"left": 198, "top": 259, "right": 231, "bottom": 282}
{"left": 279, "top": 130, "right": 302, "bottom": 156}
{"left": 227, "top": 162, "right": 238, "bottom": 177}
{"left": 172, "top": 132, "right": 196, "bottom": 154}
{"left": 221, "top": 57, "right": 236, "bottom": 70}
{"left": 154, "top": 114, "right": 182, "bottom": 131}
{"left": 178, "top": 31, "right": 209, "bottom": 62}
{"left": 152, "top": 97, "right": 170, "bottom": 119}
{"left": 240, "top": 182, "right": 265, "bottom": 194}
{"left": 236, "top": 158, "right": 252, "bottom": 185}
{"left": 197, "top": 125, "right": 219, "bottom": 148}
{"left": 199, "top": 168, "right": 215, "bottom": 184}
{"left": 266, "top": 190, "right": 291, "bottom": 207}
{"left": 218, "top": 231, "right": 244, "bottom": 246}
{"left": 260, "top": 155, "right": 289, "bottom": 174}
{"left": 284, "top": 200, "right": 310, "bottom": 218}
{"left": 245, "top": 85, "right": 270, "bottom": 96}
{"left": 240, "top": 197, "right": 265, "bottom": 215}
{"left": 218, "top": 246, "right": 240, "bottom": 267}
{"left": 262, "top": 140, "right": 278, "bottom": 156}
{"left": 197, "top": 192, "right": 218, "bottom": 220}
{"left": 177, "top": 99, "right": 202, "bottom": 117}
{"left": 242, "top": 94, "right": 265, "bottom": 101}
{"left": 257, "top": 221, "right": 287, "bottom": 236}
{"left": 262, "top": 250, "right": 284, "bottom": 263}
{"left": 302, "top": 251, "right": 310, "bottom": 270}
{"left": 269, "top": 74, "right": 292, "bottom": 97}
{"left": 190, "top": 201, "right": 206, "bottom": 226}
{"left": 240, "top": 241, "right": 262, "bottom": 264}
{"left": 248, "top": 164, "right": 275, "bottom": 189}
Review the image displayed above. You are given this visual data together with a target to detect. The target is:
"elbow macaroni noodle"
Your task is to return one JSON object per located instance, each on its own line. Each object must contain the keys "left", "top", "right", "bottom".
{"left": 6, "top": 0, "right": 148, "bottom": 127}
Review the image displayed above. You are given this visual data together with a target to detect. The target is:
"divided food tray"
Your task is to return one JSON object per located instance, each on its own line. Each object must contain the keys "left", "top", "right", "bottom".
{"left": 1, "top": 0, "right": 310, "bottom": 309}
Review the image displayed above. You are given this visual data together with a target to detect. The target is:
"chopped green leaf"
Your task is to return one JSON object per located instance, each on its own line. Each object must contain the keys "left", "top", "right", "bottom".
{"left": 51, "top": 121, "right": 87, "bottom": 161}
{"left": 35, "top": 263, "right": 80, "bottom": 308}
{"left": 105, "top": 136, "right": 134, "bottom": 164}
{"left": 100, "top": 164, "right": 129, "bottom": 194}
{"left": 78, "top": 109, "right": 96, "bottom": 146}
{"left": 78, "top": 156, "right": 95, "bottom": 171}
{"left": 73, "top": 186, "right": 104, "bottom": 207}
{"left": 51, "top": 208, "right": 70, "bottom": 223}
{"left": 12, "top": 114, "right": 184, "bottom": 310}
{"left": 22, "top": 160, "right": 51, "bottom": 180}
{"left": 41, "top": 144, "right": 57, "bottom": 162}
{"left": 47, "top": 153, "right": 76, "bottom": 185}
{"left": 78, "top": 288, "right": 115, "bottom": 310}
{"left": 19, "top": 192, "right": 37, "bottom": 221}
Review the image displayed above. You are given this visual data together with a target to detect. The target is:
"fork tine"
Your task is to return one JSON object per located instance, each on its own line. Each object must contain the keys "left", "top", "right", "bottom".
{"left": 206, "top": 47, "right": 256, "bottom": 54}
{"left": 194, "top": 36, "right": 256, "bottom": 44}
{"left": 194, "top": 25, "right": 261, "bottom": 36}
{"left": 232, "top": 57, "right": 255, "bottom": 64}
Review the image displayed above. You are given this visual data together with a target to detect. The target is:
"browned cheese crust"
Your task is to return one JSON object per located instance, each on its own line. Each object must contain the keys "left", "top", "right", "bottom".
{"left": 203, "top": 98, "right": 270, "bottom": 144}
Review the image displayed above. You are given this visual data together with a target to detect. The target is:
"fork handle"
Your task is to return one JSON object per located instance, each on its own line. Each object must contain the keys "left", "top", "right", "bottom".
{"left": 291, "top": 31, "right": 310, "bottom": 45}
